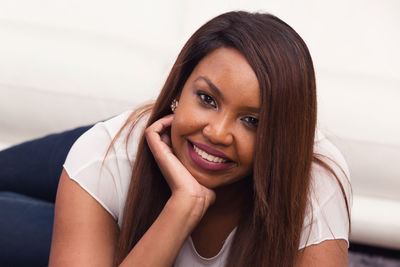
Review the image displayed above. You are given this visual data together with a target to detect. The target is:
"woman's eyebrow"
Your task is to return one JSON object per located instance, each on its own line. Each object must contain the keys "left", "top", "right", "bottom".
{"left": 194, "top": 76, "right": 224, "bottom": 101}
{"left": 246, "top": 106, "right": 260, "bottom": 113}
{"left": 195, "top": 76, "right": 260, "bottom": 113}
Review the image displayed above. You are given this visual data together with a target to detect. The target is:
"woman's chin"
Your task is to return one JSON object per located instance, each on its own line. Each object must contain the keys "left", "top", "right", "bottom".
{"left": 193, "top": 174, "right": 240, "bottom": 190}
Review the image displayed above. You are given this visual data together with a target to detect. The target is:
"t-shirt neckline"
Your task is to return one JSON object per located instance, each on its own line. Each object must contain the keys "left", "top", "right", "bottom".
{"left": 188, "top": 227, "right": 238, "bottom": 262}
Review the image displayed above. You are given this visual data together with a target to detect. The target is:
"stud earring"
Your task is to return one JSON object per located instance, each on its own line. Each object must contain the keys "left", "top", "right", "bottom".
{"left": 170, "top": 99, "right": 178, "bottom": 112}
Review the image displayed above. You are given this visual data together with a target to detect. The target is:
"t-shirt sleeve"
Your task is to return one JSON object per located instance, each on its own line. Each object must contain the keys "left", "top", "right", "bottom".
{"left": 299, "top": 134, "right": 352, "bottom": 249}
{"left": 63, "top": 110, "right": 141, "bottom": 227}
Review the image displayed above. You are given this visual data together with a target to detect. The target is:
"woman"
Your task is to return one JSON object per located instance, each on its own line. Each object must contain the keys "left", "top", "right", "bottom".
{"left": 49, "top": 11, "right": 351, "bottom": 266}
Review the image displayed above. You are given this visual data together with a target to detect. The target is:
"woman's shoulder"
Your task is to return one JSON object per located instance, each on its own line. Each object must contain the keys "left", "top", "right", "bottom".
{"left": 312, "top": 130, "right": 351, "bottom": 189}
{"left": 62, "top": 109, "right": 148, "bottom": 226}
{"left": 65, "top": 110, "right": 147, "bottom": 168}
{"left": 299, "top": 130, "right": 352, "bottom": 249}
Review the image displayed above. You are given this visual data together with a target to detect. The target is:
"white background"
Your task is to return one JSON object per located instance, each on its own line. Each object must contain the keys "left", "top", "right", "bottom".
{"left": 0, "top": 0, "right": 399, "bottom": 146}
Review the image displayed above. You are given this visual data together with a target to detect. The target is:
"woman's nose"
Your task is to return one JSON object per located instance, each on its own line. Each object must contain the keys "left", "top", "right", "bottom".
{"left": 202, "top": 115, "right": 234, "bottom": 146}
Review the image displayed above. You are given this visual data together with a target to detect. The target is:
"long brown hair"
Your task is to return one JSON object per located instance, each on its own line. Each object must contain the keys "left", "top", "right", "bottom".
{"left": 113, "top": 11, "right": 350, "bottom": 266}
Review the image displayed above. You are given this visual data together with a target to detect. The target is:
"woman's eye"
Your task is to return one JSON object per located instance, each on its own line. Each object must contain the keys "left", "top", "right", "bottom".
{"left": 198, "top": 92, "right": 217, "bottom": 108}
{"left": 242, "top": 116, "right": 259, "bottom": 128}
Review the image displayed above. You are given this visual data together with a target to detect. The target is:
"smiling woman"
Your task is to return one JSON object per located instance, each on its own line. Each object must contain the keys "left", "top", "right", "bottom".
{"left": 49, "top": 11, "right": 351, "bottom": 267}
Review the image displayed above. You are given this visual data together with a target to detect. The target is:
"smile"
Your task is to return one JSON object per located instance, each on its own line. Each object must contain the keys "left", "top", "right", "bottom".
{"left": 193, "top": 144, "right": 227, "bottom": 163}
{"left": 187, "top": 141, "right": 234, "bottom": 172}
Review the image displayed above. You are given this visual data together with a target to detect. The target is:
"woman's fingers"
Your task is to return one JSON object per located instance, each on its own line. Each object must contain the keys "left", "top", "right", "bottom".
{"left": 145, "top": 115, "right": 190, "bottom": 188}
{"left": 145, "top": 115, "right": 174, "bottom": 157}
{"left": 146, "top": 114, "right": 174, "bottom": 134}
{"left": 160, "top": 131, "right": 171, "bottom": 147}
{"left": 145, "top": 115, "right": 216, "bottom": 210}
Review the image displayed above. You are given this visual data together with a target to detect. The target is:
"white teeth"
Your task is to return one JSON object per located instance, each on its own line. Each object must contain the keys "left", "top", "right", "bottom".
{"left": 193, "top": 145, "right": 227, "bottom": 163}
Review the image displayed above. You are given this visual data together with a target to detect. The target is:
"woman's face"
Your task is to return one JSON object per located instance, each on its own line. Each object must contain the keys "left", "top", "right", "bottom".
{"left": 171, "top": 47, "right": 260, "bottom": 189}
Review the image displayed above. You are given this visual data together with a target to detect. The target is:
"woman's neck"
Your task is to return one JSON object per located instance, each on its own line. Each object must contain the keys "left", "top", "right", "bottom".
{"left": 194, "top": 177, "right": 252, "bottom": 233}
{"left": 211, "top": 178, "right": 249, "bottom": 213}
{"left": 190, "top": 178, "right": 251, "bottom": 258}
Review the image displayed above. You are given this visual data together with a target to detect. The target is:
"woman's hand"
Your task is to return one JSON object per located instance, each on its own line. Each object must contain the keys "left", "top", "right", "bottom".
{"left": 145, "top": 115, "right": 215, "bottom": 219}
{"left": 119, "top": 115, "right": 217, "bottom": 267}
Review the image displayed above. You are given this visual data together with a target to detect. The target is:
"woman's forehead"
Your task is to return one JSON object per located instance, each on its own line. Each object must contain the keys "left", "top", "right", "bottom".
{"left": 185, "top": 47, "right": 260, "bottom": 110}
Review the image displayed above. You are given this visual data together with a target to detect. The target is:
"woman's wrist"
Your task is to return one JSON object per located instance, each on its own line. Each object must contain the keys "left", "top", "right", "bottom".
{"left": 119, "top": 191, "right": 209, "bottom": 267}
{"left": 168, "top": 192, "right": 211, "bottom": 228}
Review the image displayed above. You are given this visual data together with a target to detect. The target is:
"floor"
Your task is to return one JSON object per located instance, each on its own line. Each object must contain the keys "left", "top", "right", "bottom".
{"left": 348, "top": 243, "right": 400, "bottom": 267}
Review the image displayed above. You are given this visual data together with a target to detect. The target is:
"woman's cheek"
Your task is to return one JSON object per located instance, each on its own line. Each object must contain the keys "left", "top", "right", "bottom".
{"left": 174, "top": 106, "right": 210, "bottom": 134}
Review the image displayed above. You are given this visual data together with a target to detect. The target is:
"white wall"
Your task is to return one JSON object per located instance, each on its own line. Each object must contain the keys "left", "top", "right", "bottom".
{"left": 1, "top": 0, "right": 399, "bottom": 145}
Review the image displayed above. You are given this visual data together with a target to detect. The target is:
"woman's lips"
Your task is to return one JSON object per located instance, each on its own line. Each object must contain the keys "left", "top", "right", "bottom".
{"left": 187, "top": 141, "right": 235, "bottom": 172}
{"left": 191, "top": 141, "right": 231, "bottom": 160}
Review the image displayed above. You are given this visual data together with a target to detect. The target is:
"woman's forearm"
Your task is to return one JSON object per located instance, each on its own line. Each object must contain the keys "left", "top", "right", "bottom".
{"left": 119, "top": 193, "right": 207, "bottom": 267}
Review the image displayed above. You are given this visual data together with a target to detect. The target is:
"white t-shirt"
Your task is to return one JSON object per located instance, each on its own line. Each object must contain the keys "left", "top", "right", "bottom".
{"left": 63, "top": 110, "right": 352, "bottom": 267}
